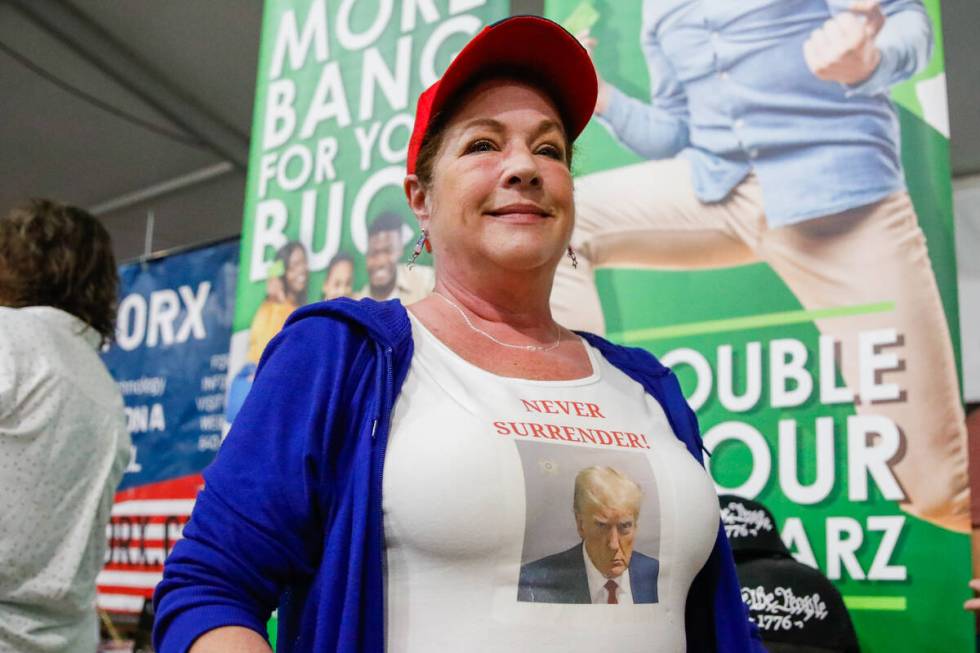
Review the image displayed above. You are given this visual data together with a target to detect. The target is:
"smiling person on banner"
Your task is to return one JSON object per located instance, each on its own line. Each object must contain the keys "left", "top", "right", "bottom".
{"left": 356, "top": 211, "right": 434, "bottom": 304}
{"left": 246, "top": 240, "right": 310, "bottom": 364}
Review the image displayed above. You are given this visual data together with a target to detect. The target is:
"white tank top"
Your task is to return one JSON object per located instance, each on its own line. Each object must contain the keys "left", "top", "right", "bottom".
{"left": 382, "top": 314, "right": 720, "bottom": 652}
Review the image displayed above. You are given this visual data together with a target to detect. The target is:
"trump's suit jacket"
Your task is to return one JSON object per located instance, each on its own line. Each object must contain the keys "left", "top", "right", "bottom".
{"left": 517, "top": 544, "right": 659, "bottom": 604}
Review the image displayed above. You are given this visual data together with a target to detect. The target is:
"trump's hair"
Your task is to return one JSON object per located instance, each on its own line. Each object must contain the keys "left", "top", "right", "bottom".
{"left": 573, "top": 466, "right": 643, "bottom": 519}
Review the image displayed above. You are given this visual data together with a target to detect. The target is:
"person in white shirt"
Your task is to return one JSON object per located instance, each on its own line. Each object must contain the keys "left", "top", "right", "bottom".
{"left": 0, "top": 199, "right": 131, "bottom": 653}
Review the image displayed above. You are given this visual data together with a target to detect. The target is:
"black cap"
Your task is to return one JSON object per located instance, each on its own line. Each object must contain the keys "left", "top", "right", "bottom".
{"left": 737, "top": 556, "right": 860, "bottom": 653}
{"left": 719, "top": 494, "right": 791, "bottom": 560}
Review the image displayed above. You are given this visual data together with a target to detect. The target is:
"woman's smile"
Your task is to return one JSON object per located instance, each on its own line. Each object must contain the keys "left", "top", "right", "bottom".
{"left": 484, "top": 201, "right": 554, "bottom": 224}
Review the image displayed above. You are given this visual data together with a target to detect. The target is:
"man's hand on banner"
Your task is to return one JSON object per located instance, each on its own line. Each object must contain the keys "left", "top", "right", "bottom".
{"left": 964, "top": 578, "right": 980, "bottom": 611}
{"left": 576, "top": 31, "right": 611, "bottom": 115}
{"left": 803, "top": 0, "right": 885, "bottom": 85}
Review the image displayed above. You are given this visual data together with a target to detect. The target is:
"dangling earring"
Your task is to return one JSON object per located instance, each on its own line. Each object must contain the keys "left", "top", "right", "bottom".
{"left": 567, "top": 245, "right": 578, "bottom": 269}
{"left": 409, "top": 229, "right": 428, "bottom": 269}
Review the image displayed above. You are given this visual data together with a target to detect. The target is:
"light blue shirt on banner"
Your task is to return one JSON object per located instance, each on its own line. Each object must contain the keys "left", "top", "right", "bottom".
{"left": 598, "top": 0, "right": 932, "bottom": 226}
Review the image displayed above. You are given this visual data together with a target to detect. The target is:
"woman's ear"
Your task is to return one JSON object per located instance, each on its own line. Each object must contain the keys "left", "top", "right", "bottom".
{"left": 403, "top": 174, "right": 430, "bottom": 232}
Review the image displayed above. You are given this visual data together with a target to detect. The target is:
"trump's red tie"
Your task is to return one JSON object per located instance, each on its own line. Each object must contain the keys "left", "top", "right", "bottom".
{"left": 604, "top": 579, "right": 618, "bottom": 604}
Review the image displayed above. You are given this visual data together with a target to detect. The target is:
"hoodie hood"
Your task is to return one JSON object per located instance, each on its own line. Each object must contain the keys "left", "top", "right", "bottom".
{"left": 576, "top": 330, "right": 670, "bottom": 378}
{"left": 284, "top": 297, "right": 413, "bottom": 351}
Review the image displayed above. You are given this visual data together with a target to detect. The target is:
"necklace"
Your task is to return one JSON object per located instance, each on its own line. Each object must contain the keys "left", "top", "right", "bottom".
{"left": 433, "top": 291, "right": 562, "bottom": 352}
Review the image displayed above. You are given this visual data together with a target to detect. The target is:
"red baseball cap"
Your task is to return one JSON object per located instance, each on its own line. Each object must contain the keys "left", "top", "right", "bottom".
{"left": 406, "top": 15, "right": 598, "bottom": 175}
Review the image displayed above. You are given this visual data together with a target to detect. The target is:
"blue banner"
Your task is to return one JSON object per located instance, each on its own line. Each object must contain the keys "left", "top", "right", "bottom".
{"left": 97, "top": 239, "right": 238, "bottom": 614}
{"left": 102, "top": 240, "right": 238, "bottom": 491}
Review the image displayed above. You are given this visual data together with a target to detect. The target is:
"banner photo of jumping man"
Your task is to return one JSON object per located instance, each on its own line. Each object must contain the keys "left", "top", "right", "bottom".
{"left": 98, "top": 240, "right": 238, "bottom": 614}
{"left": 228, "top": 0, "right": 508, "bottom": 421}
{"left": 543, "top": 0, "right": 969, "bottom": 650}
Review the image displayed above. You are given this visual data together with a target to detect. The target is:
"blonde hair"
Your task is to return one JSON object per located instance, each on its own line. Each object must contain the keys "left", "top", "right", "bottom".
{"left": 573, "top": 466, "right": 643, "bottom": 519}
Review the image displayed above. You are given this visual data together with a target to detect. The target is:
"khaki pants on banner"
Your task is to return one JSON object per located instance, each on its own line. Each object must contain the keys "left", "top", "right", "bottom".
{"left": 552, "top": 157, "right": 969, "bottom": 532}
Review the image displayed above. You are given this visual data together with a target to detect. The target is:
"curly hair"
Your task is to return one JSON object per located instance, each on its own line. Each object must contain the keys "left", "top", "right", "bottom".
{"left": 0, "top": 199, "right": 119, "bottom": 345}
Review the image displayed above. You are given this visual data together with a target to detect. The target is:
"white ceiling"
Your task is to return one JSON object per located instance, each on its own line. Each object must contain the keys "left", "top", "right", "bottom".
{"left": 1, "top": 0, "right": 260, "bottom": 260}
{"left": 2, "top": 0, "right": 978, "bottom": 263}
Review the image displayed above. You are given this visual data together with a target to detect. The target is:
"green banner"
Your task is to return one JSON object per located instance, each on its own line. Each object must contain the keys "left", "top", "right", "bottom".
{"left": 544, "top": 0, "right": 971, "bottom": 651}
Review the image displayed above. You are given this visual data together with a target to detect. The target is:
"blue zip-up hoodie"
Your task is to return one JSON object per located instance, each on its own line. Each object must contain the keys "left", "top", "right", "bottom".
{"left": 153, "top": 298, "right": 764, "bottom": 653}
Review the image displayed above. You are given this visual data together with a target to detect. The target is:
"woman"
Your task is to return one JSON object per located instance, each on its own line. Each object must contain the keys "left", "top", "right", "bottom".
{"left": 154, "top": 16, "right": 762, "bottom": 653}
{"left": 0, "top": 200, "right": 130, "bottom": 652}
{"left": 245, "top": 240, "right": 309, "bottom": 363}
{"left": 228, "top": 241, "right": 310, "bottom": 424}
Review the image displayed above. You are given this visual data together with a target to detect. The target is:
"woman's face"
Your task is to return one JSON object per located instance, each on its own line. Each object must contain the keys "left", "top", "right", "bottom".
{"left": 322, "top": 259, "right": 354, "bottom": 300}
{"left": 284, "top": 247, "right": 309, "bottom": 300}
{"left": 418, "top": 79, "right": 574, "bottom": 277}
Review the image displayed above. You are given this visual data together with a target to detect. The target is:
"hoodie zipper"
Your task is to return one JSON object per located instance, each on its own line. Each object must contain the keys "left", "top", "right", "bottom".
{"left": 372, "top": 344, "right": 395, "bottom": 644}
